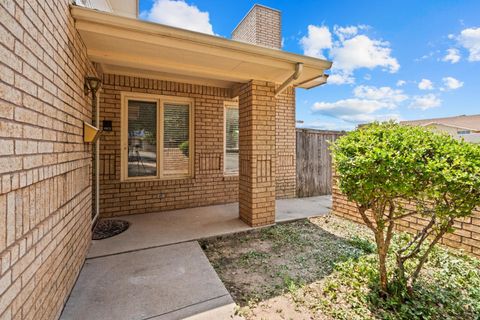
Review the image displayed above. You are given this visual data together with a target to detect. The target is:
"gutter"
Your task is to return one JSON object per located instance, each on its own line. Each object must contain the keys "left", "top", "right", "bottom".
{"left": 275, "top": 63, "right": 303, "bottom": 97}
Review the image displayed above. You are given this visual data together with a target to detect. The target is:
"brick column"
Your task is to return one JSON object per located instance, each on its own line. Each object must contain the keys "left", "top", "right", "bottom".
{"left": 238, "top": 80, "right": 276, "bottom": 226}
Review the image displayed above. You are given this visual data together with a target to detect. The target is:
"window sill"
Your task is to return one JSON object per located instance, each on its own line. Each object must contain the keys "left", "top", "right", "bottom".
{"left": 121, "top": 175, "right": 194, "bottom": 183}
{"left": 223, "top": 174, "right": 239, "bottom": 181}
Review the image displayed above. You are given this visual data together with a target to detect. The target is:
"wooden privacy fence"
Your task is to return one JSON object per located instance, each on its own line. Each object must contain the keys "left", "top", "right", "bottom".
{"left": 296, "top": 129, "right": 345, "bottom": 197}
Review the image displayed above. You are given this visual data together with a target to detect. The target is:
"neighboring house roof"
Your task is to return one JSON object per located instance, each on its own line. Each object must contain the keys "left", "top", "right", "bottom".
{"left": 401, "top": 114, "right": 480, "bottom": 132}
{"left": 70, "top": 5, "right": 332, "bottom": 92}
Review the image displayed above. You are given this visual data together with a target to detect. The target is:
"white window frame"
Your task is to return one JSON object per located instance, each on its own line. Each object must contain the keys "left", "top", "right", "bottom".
{"left": 120, "top": 92, "right": 194, "bottom": 181}
{"left": 224, "top": 101, "right": 239, "bottom": 176}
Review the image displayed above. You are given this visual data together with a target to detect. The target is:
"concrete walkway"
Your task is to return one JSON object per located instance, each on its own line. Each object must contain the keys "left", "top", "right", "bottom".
{"left": 62, "top": 196, "right": 331, "bottom": 320}
{"left": 61, "top": 242, "right": 240, "bottom": 320}
{"left": 88, "top": 195, "right": 331, "bottom": 258}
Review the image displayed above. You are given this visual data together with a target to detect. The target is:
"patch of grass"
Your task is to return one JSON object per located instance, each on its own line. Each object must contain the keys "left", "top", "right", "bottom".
{"left": 318, "top": 235, "right": 480, "bottom": 320}
{"left": 201, "top": 215, "right": 480, "bottom": 320}
{"left": 238, "top": 250, "right": 270, "bottom": 266}
{"left": 348, "top": 235, "right": 376, "bottom": 253}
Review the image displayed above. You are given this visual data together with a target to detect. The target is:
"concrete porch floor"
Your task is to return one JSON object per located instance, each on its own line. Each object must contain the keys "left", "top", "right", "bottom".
{"left": 61, "top": 196, "right": 331, "bottom": 320}
{"left": 88, "top": 195, "right": 332, "bottom": 258}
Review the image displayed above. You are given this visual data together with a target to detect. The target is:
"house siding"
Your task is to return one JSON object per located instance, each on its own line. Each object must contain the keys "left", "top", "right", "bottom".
{"left": 99, "top": 75, "right": 297, "bottom": 217}
{"left": 0, "top": 0, "right": 95, "bottom": 319}
{"left": 332, "top": 180, "right": 480, "bottom": 258}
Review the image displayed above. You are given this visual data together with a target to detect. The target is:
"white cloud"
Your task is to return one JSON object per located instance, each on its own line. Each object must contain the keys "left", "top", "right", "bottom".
{"left": 353, "top": 85, "right": 407, "bottom": 106}
{"left": 312, "top": 98, "right": 389, "bottom": 118}
{"left": 330, "top": 35, "right": 400, "bottom": 74}
{"left": 311, "top": 85, "right": 406, "bottom": 124}
{"left": 141, "top": 0, "right": 214, "bottom": 34}
{"left": 442, "top": 76, "right": 464, "bottom": 90}
{"left": 409, "top": 94, "right": 442, "bottom": 110}
{"left": 301, "top": 25, "right": 399, "bottom": 85}
{"left": 328, "top": 73, "right": 355, "bottom": 85}
{"left": 333, "top": 25, "right": 358, "bottom": 41}
{"left": 396, "top": 80, "right": 406, "bottom": 87}
{"left": 300, "top": 25, "right": 332, "bottom": 59}
{"left": 442, "top": 48, "right": 461, "bottom": 63}
{"left": 458, "top": 27, "right": 480, "bottom": 61}
{"left": 418, "top": 78, "right": 434, "bottom": 90}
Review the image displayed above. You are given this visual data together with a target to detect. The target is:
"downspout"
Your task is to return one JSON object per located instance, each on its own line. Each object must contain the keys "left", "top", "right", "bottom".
{"left": 92, "top": 89, "right": 100, "bottom": 226}
{"left": 275, "top": 63, "right": 303, "bottom": 97}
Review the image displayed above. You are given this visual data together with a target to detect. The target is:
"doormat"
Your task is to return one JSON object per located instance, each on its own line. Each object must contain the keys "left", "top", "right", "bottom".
{"left": 93, "top": 219, "right": 130, "bottom": 240}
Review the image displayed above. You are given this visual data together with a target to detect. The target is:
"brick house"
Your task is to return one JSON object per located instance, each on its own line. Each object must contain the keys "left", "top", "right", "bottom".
{"left": 0, "top": 0, "right": 331, "bottom": 319}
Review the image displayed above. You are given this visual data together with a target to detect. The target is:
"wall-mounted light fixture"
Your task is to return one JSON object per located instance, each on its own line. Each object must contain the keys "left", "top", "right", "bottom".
{"left": 84, "top": 76, "right": 102, "bottom": 97}
{"left": 83, "top": 76, "right": 102, "bottom": 143}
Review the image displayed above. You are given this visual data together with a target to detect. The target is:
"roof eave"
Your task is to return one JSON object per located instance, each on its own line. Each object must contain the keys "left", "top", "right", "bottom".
{"left": 70, "top": 5, "right": 332, "bottom": 88}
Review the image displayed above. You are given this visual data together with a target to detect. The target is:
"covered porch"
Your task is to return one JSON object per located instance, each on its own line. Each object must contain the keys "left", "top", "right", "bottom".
{"left": 71, "top": 6, "right": 331, "bottom": 227}
{"left": 88, "top": 195, "right": 332, "bottom": 258}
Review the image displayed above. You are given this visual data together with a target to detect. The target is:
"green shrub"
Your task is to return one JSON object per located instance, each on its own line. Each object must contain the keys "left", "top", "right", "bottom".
{"left": 179, "top": 140, "right": 189, "bottom": 156}
{"left": 331, "top": 122, "right": 480, "bottom": 293}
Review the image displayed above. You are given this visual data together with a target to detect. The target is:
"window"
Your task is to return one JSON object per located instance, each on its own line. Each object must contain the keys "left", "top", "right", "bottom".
{"left": 121, "top": 93, "right": 193, "bottom": 181}
{"left": 127, "top": 100, "right": 157, "bottom": 177}
{"left": 458, "top": 130, "right": 471, "bottom": 135}
{"left": 224, "top": 102, "right": 239, "bottom": 174}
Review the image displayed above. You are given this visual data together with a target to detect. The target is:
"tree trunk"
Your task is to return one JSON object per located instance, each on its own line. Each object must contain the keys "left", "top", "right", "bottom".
{"left": 376, "top": 232, "right": 389, "bottom": 293}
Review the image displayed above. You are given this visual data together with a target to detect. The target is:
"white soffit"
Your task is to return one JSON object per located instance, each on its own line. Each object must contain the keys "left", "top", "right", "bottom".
{"left": 70, "top": 6, "right": 332, "bottom": 89}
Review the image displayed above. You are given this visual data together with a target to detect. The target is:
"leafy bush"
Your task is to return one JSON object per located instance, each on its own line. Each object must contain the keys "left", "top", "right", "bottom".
{"left": 331, "top": 122, "right": 480, "bottom": 293}
{"left": 320, "top": 234, "right": 480, "bottom": 320}
{"left": 179, "top": 140, "right": 189, "bottom": 156}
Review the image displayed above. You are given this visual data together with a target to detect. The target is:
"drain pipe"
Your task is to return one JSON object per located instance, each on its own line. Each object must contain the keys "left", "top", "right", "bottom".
{"left": 93, "top": 89, "right": 100, "bottom": 226}
{"left": 275, "top": 63, "right": 303, "bottom": 97}
{"left": 84, "top": 76, "right": 102, "bottom": 227}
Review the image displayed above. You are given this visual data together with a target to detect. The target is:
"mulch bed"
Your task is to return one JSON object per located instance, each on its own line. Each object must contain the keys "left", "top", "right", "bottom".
{"left": 92, "top": 219, "right": 130, "bottom": 240}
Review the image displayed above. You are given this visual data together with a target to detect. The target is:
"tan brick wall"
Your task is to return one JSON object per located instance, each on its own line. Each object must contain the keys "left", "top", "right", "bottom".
{"left": 0, "top": 1, "right": 95, "bottom": 319}
{"left": 232, "top": 5, "right": 282, "bottom": 49}
{"left": 332, "top": 181, "right": 480, "bottom": 258}
{"left": 238, "top": 81, "right": 277, "bottom": 226}
{"left": 275, "top": 87, "right": 296, "bottom": 198}
{"left": 99, "top": 76, "right": 297, "bottom": 218}
{"left": 99, "top": 75, "right": 239, "bottom": 217}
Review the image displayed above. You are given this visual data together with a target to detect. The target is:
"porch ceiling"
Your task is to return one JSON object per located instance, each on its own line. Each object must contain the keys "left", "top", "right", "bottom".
{"left": 70, "top": 6, "right": 332, "bottom": 90}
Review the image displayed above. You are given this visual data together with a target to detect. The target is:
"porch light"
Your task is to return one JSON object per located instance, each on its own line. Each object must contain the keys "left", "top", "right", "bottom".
{"left": 84, "top": 76, "right": 102, "bottom": 96}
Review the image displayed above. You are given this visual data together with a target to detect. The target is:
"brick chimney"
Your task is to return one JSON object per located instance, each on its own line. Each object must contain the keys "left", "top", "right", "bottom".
{"left": 232, "top": 4, "right": 281, "bottom": 49}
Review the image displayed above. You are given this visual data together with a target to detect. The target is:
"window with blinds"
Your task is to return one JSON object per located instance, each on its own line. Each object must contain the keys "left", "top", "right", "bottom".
{"left": 163, "top": 104, "right": 190, "bottom": 177}
{"left": 122, "top": 93, "right": 193, "bottom": 180}
{"left": 224, "top": 104, "right": 239, "bottom": 174}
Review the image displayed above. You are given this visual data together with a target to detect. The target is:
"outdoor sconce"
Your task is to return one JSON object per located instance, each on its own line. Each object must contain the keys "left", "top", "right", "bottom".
{"left": 84, "top": 76, "right": 102, "bottom": 97}
{"left": 84, "top": 122, "right": 100, "bottom": 143}
{"left": 83, "top": 76, "right": 102, "bottom": 143}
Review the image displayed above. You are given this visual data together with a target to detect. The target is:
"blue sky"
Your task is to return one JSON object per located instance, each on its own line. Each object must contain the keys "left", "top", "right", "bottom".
{"left": 139, "top": 0, "right": 480, "bottom": 130}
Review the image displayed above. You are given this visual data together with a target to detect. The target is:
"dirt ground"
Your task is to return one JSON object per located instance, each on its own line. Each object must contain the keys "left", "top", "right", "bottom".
{"left": 201, "top": 215, "right": 372, "bottom": 320}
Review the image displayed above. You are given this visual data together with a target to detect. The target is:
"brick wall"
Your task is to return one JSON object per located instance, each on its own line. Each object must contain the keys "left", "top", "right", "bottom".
{"left": 238, "top": 81, "right": 277, "bottom": 226}
{"left": 0, "top": 1, "right": 95, "bottom": 319}
{"left": 98, "top": 75, "right": 296, "bottom": 218}
{"left": 99, "top": 75, "right": 238, "bottom": 217}
{"left": 275, "top": 87, "right": 296, "bottom": 198}
{"left": 232, "top": 4, "right": 282, "bottom": 49}
{"left": 332, "top": 181, "right": 480, "bottom": 258}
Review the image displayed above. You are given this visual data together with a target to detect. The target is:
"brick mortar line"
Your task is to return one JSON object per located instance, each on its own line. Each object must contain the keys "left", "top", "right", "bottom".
{"left": 0, "top": 158, "right": 91, "bottom": 195}
{"left": 3, "top": 191, "right": 91, "bottom": 316}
